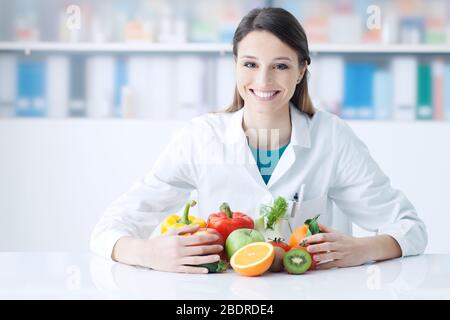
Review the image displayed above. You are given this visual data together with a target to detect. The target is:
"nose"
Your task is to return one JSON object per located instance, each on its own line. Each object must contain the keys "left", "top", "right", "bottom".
{"left": 255, "top": 66, "right": 273, "bottom": 87}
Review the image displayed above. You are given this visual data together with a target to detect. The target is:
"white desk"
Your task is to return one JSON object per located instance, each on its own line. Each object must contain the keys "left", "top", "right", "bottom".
{"left": 1, "top": 253, "right": 449, "bottom": 299}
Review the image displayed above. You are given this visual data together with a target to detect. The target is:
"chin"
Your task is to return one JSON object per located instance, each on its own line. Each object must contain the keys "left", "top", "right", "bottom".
{"left": 246, "top": 100, "right": 288, "bottom": 114}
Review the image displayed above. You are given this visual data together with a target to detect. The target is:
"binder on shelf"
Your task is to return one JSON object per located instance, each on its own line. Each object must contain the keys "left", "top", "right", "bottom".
{"left": 46, "top": 55, "right": 69, "bottom": 118}
{"left": 416, "top": 64, "right": 433, "bottom": 120}
{"left": 128, "top": 55, "right": 172, "bottom": 119}
{"left": 148, "top": 56, "right": 172, "bottom": 120}
{"left": 16, "top": 60, "right": 46, "bottom": 117}
{"left": 128, "top": 56, "right": 152, "bottom": 118}
{"left": 374, "top": 68, "right": 393, "bottom": 120}
{"left": 114, "top": 59, "right": 128, "bottom": 118}
{"left": 444, "top": 64, "right": 450, "bottom": 121}
{"left": 215, "top": 55, "right": 235, "bottom": 111}
{"left": 392, "top": 57, "right": 417, "bottom": 121}
{"left": 432, "top": 59, "right": 445, "bottom": 120}
{"left": 69, "top": 57, "right": 86, "bottom": 117}
{"left": 314, "top": 56, "right": 344, "bottom": 116}
{"left": 343, "top": 63, "right": 359, "bottom": 119}
{"left": 174, "top": 55, "right": 206, "bottom": 120}
{"left": 86, "top": 56, "right": 115, "bottom": 118}
{"left": 0, "top": 55, "right": 17, "bottom": 117}
{"left": 343, "top": 63, "right": 375, "bottom": 120}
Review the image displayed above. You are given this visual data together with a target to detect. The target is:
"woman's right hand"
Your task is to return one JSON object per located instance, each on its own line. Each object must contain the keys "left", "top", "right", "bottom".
{"left": 138, "top": 224, "right": 224, "bottom": 274}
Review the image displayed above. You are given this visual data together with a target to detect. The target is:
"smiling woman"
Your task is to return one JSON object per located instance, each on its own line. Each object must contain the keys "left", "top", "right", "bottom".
{"left": 226, "top": 7, "right": 313, "bottom": 118}
{"left": 91, "top": 7, "right": 427, "bottom": 274}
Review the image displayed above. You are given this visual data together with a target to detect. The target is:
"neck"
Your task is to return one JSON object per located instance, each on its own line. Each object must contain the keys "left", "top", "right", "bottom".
{"left": 242, "top": 104, "right": 292, "bottom": 150}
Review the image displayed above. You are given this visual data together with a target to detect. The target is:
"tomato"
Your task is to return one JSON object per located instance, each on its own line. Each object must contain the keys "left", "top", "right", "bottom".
{"left": 268, "top": 237, "right": 291, "bottom": 252}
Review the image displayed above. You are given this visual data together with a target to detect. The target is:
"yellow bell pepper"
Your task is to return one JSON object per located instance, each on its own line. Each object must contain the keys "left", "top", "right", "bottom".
{"left": 161, "top": 200, "right": 206, "bottom": 234}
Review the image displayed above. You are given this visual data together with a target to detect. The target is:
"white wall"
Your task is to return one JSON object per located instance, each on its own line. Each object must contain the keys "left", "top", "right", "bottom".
{"left": 0, "top": 119, "right": 449, "bottom": 253}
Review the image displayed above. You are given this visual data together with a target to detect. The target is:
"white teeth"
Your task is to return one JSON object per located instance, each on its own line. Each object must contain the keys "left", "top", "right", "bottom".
{"left": 252, "top": 90, "right": 277, "bottom": 98}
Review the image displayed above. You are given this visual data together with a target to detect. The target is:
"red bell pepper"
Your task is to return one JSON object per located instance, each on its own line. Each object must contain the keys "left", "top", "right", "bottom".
{"left": 207, "top": 203, "right": 254, "bottom": 241}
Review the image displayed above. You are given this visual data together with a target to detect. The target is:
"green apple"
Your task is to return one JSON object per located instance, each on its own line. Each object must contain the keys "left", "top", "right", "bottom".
{"left": 225, "top": 228, "right": 265, "bottom": 259}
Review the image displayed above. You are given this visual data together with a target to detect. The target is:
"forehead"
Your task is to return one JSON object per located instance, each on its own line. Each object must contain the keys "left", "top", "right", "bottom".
{"left": 237, "top": 30, "right": 298, "bottom": 60}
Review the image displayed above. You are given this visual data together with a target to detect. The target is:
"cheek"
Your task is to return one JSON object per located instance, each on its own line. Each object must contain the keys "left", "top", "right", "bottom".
{"left": 236, "top": 70, "right": 252, "bottom": 92}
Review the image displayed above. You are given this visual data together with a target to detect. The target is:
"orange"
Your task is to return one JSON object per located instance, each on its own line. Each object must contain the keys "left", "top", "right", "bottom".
{"left": 230, "top": 242, "right": 275, "bottom": 276}
{"left": 289, "top": 224, "right": 311, "bottom": 248}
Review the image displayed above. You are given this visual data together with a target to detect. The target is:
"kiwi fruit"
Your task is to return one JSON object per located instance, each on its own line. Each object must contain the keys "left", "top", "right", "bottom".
{"left": 283, "top": 248, "right": 312, "bottom": 274}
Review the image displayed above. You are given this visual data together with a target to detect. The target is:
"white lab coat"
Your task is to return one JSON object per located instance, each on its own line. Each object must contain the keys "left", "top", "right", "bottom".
{"left": 90, "top": 104, "right": 427, "bottom": 260}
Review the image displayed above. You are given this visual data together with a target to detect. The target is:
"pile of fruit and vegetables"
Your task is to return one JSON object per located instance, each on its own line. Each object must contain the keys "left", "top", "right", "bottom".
{"left": 160, "top": 197, "right": 321, "bottom": 276}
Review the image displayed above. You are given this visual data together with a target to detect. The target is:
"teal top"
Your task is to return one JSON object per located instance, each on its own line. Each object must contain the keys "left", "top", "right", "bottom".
{"left": 248, "top": 143, "right": 289, "bottom": 185}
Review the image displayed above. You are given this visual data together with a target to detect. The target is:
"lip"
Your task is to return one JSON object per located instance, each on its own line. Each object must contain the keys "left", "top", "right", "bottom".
{"left": 249, "top": 89, "right": 281, "bottom": 102}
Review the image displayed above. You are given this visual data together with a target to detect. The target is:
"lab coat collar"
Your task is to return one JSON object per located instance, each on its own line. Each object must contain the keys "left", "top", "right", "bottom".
{"left": 224, "top": 102, "right": 312, "bottom": 149}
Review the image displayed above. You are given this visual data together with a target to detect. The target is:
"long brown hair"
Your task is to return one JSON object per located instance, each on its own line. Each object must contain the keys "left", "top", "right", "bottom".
{"left": 225, "top": 7, "right": 315, "bottom": 117}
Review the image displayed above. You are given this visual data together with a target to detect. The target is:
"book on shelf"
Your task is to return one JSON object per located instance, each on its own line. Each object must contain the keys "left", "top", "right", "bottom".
{"left": 432, "top": 59, "right": 445, "bottom": 121}
{"left": 416, "top": 63, "right": 433, "bottom": 120}
{"left": 392, "top": 56, "right": 417, "bottom": 121}
{"left": 373, "top": 68, "right": 393, "bottom": 120}
{"left": 0, "top": 55, "right": 17, "bottom": 117}
{"left": 46, "top": 55, "right": 69, "bottom": 118}
{"left": 16, "top": 60, "right": 46, "bottom": 117}
{"left": 2, "top": 52, "right": 450, "bottom": 122}
{"left": 69, "top": 56, "right": 86, "bottom": 117}
{"left": 86, "top": 56, "right": 115, "bottom": 118}
{"left": 174, "top": 56, "right": 207, "bottom": 119}
{"left": 309, "top": 56, "right": 344, "bottom": 116}
{"left": 343, "top": 63, "right": 375, "bottom": 120}
{"left": 215, "top": 55, "right": 235, "bottom": 111}
{"left": 444, "top": 64, "right": 450, "bottom": 121}
{"left": 114, "top": 59, "right": 128, "bottom": 118}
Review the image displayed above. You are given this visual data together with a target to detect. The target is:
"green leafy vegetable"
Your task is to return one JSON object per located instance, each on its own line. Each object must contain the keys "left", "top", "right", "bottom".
{"left": 198, "top": 260, "right": 229, "bottom": 273}
{"left": 265, "top": 196, "right": 288, "bottom": 230}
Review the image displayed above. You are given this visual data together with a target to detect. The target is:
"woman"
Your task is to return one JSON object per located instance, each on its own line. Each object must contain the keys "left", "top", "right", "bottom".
{"left": 90, "top": 8, "right": 427, "bottom": 273}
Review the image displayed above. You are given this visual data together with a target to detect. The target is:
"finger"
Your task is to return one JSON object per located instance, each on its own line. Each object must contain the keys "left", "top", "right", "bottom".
{"left": 180, "top": 234, "right": 220, "bottom": 246}
{"left": 318, "top": 223, "right": 337, "bottom": 233}
{"left": 313, "top": 251, "right": 342, "bottom": 263}
{"left": 304, "top": 232, "right": 340, "bottom": 244}
{"left": 315, "top": 260, "right": 341, "bottom": 270}
{"left": 183, "top": 244, "right": 224, "bottom": 256}
{"left": 307, "top": 241, "right": 340, "bottom": 254}
{"left": 179, "top": 254, "right": 221, "bottom": 266}
{"left": 170, "top": 224, "right": 200, "bottom": 236}
{"left": 177, "top": 265, "right": 209, "bottom": 274}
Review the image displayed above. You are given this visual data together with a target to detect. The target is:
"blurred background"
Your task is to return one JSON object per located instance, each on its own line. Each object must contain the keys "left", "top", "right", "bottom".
{"left": 0, "top": 0, "right": 449, "bottom": 253}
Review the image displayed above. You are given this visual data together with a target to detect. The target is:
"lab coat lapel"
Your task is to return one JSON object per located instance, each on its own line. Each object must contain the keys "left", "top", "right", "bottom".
{"left": 224, "top": 108, "right": 267, "bottom": 187}
{"left": 266, "top": 104, "right": 311, "bottom": 189}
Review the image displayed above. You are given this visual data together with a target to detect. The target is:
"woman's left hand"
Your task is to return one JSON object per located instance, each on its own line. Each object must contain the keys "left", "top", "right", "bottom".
{"left": 303, "top": 224, "right": 371, "bottom": 269}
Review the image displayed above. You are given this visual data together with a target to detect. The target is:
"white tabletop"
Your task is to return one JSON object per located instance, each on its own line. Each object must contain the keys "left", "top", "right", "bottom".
{"left": 1, "top": 252, "right": 449, "bottom": 299}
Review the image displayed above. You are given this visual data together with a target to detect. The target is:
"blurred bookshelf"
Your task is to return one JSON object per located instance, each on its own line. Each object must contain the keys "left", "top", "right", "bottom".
{"left": 0, "top": 0, "right": 450, "bottom": 121}
{"left": 2, "top": 42, "right": 450, "bottom": 54}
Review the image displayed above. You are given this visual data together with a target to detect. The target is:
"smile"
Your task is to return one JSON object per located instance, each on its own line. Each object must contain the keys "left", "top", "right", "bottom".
{"left": 250, "top": 89, "right": 280, "bottom": 101}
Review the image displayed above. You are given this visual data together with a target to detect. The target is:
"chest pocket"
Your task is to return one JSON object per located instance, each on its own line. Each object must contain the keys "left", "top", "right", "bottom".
{"left": 272, "top": 194, "right": 329, "bottom": 241}
{"left": 287, "top": 194, "right": 329, "bottom": 230}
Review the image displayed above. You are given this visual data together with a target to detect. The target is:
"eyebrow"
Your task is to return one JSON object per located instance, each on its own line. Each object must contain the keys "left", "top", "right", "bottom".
{"left": 240, "top": 55, "right": 292, "bottom": 62}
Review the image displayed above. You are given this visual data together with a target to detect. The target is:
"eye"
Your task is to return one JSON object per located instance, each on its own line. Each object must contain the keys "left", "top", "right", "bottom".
{"left": 243, "top": 62, "right": 257, "bottom": 68}
{"left": 275, "top": 64, "right": 289, "bottom": 70}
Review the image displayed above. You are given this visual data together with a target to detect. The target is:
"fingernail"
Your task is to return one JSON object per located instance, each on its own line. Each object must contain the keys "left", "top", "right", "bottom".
{"left": 314, "top": 255, "right": 320, "bottom": 261}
